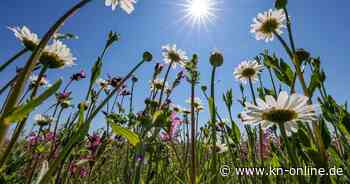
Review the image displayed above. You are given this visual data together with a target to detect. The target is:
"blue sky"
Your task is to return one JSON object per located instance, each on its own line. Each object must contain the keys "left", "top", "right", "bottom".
{"left": 1, "top": 0, "right": 349, "bottom": 131}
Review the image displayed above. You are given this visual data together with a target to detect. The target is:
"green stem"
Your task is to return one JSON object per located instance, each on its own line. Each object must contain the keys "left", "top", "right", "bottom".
{"left": 249, "top": 78, "right": 264, "bottom": 165}
{"left": 190, "top": 78, "right": 196, "bottom": 184}
{"left": 210, "top": 66, "right": 217, "bottom": 179}
{"left": 0, "top": 0, "right": 93, "bottom": 147}
{"left": 0, "top": 65, "right": 48, "bottom": 168}
{"left": 278, "top": 122, "right": 305, "bottom": 183}
{"left": 283, "top": 8, "right": 296, "bottom": 53}
{"left": 158, "top": 61, "right": 173, "bottom": 107}
{"left": 0, "top": 48, "right": 29, "bottom": 73}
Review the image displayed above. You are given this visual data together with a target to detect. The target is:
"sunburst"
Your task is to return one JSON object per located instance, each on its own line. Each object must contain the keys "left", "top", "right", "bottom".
{"left": 178, "top": 0, "right": 218, "bottom": 30}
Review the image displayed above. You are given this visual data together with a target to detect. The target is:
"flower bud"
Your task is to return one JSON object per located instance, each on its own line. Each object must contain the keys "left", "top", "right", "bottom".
{"left": 201, "top": 85, "right": 207, "bottom": 92}
{"left": 143, "top": 51, "right": 153, "bottom": 62}
{"left": 275, "top": 0, "right": 288, "bottom": 9}
{"left": 294, "top": 48, "right": 310, "bottom": 65}
{"left": 210, "top": 51, "right": 224, "bottom": 67}
{"left": 132, "top": 76, "right": 138, "bottom": 83}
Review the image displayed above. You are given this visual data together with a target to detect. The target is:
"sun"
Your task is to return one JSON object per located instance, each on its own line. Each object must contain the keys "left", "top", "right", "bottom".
{"left": 180, "top": 0, "right": 218, "bottom": 29}
{"left": 188, "top": 0, "right": 210, "bottom": 18}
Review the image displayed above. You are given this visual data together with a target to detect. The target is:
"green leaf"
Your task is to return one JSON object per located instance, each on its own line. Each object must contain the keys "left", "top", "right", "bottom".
{"left": 305, "top": 147, "right": 325, "bottom": 168}
{"left": 320, "top": 119, "right": 331, "bottom": 149}
{"left": 91, "top": 57, "right": 102, "bottom": 85}
{"left": 39, "top": 107, "right": 87, "bottom": 184}
{"left": 230, "top": 121, "right": 241, "bottom": 143}
{"left": 275, "top": 0, "right": 288, "bottom": 9}
{"left": 4, "top": 79, "right": 62, "bottom": 123}
{"left": 263, "top": 55, "right": 279, "bottom": 69}
{"left": 297, "top": 125, "right": 311, "bottom": 147}
{"left": 308, "top": 72, "right": 321, "bottom": 97}
{"left": 222, "top": 89, "right": 233, "bottom": 108}
{"left": 110, "top": 124, "right": 140, "bottom": 146}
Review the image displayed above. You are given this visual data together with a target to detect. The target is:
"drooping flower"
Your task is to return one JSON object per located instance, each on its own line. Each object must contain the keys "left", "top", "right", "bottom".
{"left": 233, "top": 60, "right": 264, "bottom": 84}
{"left": 250, "top": 9, "right": 286, "bottom": 42}
{"left": 97, "top": 78, "right": 111, "bottom": 90}
{"left": 29, "top": 74, "right": 49, "bottom": 87}
{"left": 34, "top": 114, "right": 54, "bottom": 127}
{"left": 186, "top": 97, "right": 204, "bottom": 112}
{"left": 56, "top": 91, "right": 72, "bottom": 108}
{"left": 71, "top": 70, "right": 86, "bottom": 81}
{"left": 40, "top": 40, "right": 76, "bottom": 69}
{"left": 105, "top": 0, "right": 136, "bottom": 14}
{"left": 8, "top": 26, "right": 40, "bottom": 50}
{"left": 241, "top": 91, "right": 318, "bottom": 136}
{"left": 162, "top": 44, "right": 188, "bottom": 68}
{"left": 215, "top": 143, "right": 228, "bottom": 154}
{"left": 150, "top": 78, "right": 168, "bottom": 91}
{"left": 160, "top": 112, "right": 182, "bottom": 141}
{"left": 108, "top": 76, "right": 123, "bottom": 88}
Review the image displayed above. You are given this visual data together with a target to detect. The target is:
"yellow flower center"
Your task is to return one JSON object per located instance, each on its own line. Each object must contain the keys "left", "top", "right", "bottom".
{"left": 262, "top": 109, "right": 297, "bottom": 123}
{"left": 259, "top": 18, "right": 279, "bottom": 34}
{"left": 241, "top": 68, "right": 256, "bottom": 78}
{"left": 168, "top": 51, "right": 181, "bottom": 62}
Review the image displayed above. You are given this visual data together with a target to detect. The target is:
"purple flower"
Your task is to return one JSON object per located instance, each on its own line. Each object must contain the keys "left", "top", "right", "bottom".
{"left": 27, "top": 132, "right": 41, "bottom": 146}
{"left": 79, "top": 168, "right": 89, "bottom": 177}
{"left": 160, "top": 112, "right": 182, "bottom": 141}
{"left": 69, "top": 162, "right": 78, "bottom": 175}
{"left": 45, "top": 132, "right": 56, "bottom": 142}
{"left": 71, "top": 70, "right": 86, "bottom": 81}
{"left": 87, "top": 133, "right": 102, "bottom": 153}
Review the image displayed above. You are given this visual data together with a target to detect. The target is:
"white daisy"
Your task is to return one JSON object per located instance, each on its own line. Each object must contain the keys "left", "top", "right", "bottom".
{"left": 97, "top": 79, "right": 111, "bottom": 90}
{"left": 215, "top": 143, "right": 228, "bottom": 154}
{"left": 150, "top": 78, "right": 168, "bottom": 91}
{"left": 162, "top": 44, "right": 188, "bottom": 68}
{"left": 233, "top": 60, "right": 264, "bottom": 84}
{"left": 40, "top": 40, "right": 76, "bottom": 69}
{"left": 105, "top": 0, "right": 136, "bottom": 14}
{"left": 186, "top": 97, "right": 204, "bottom": 112}
{"left": 241, "top": 91, "right": 318, "bottom": 136}
{"left": 29, "top": 74, "right": 49, "bottom": 87}
{"left": 8, "top": 26, "right": 40, "bottom": 50}
{"left": 34, "top": 114, "right": 54, "bottom": 126}
{"left": 250, "top": 9, "right": 286, "bottom": 42}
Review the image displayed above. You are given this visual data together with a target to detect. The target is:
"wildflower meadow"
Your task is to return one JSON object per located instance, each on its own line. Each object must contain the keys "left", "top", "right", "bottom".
{"left": 0, "top": 0, "right": 349, "bottom": 183}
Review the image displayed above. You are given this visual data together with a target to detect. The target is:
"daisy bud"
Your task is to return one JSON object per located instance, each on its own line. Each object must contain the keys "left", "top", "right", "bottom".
{"left": 132, "top": 76, "right": 138, "bottom": 83}
{"left": 78, "top": 101, "right": 89, "bottom": 111}
{"left": 34, "top": 114, "right": 54, "bottom": 127}
{"left": 143, "top": 51, "right": 153, "bottom": 62}
{"left": 201, "top": 85, "right": 207, "bottom": 92}
{"left": 275, "top": 0, "right": 288, "bottom": 9}
{"left": 294, "top": 49, "right": 310, "bottom": 65}
{"left": 210, "top": 51, "right": 224, "bottom": 67}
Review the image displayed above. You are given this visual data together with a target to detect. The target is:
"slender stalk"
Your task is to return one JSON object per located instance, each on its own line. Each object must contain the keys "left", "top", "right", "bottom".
{"left": 0, "top": 0, "right": 93, "bottom": 146}
{"left": 129, "top": 80, "right": 136, "bottom": 113}
{"left": 283, "top": 8, "right": 296, "bottom": 53}
{"left": 278, "top": 122, "right": 305, "bottom": 183}
{"left": 158, "top": 61, "right": 173, "bottom": 107}
{"left": 249, "top": 78, "right": 264, "bottom": 164}
{"left": 209, "top": 66, "right": 217, "bottom": 179}
{"left": 0, "top": 65, "right": 48, "bottom": 168}
{"left": 0, "top": 48, "right": 29, "bottom": 73}
{"left": 190, "top": 76, "right": 196, "bottom": 184}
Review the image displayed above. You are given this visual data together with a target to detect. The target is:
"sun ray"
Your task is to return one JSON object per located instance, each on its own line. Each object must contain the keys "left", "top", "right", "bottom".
{"left": 177, "top": 0, "right": 219, "bottom": 29}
